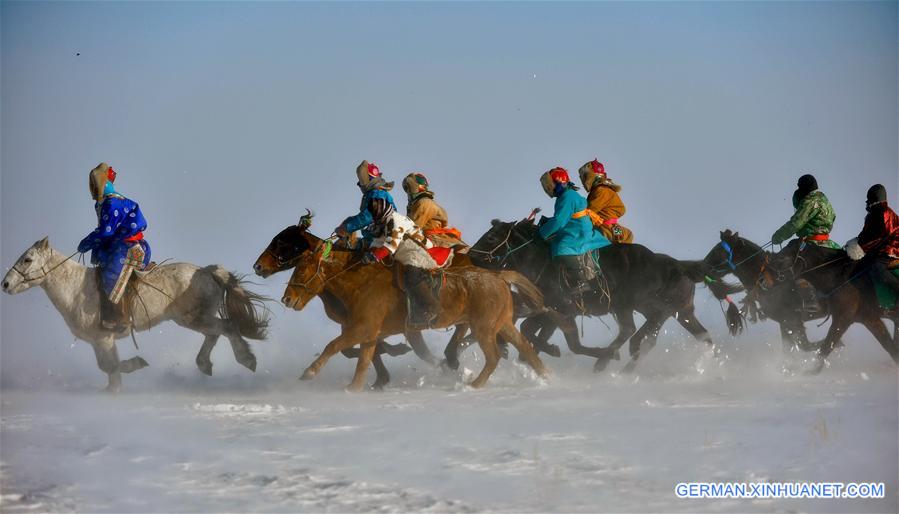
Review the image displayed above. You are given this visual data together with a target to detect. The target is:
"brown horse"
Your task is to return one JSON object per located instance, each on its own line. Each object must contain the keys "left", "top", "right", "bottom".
{"left": 254, "top": 221, "right": 421, "bottom": 389}
{"left": 280, "top": 227, "right": 549, "bottom": 390}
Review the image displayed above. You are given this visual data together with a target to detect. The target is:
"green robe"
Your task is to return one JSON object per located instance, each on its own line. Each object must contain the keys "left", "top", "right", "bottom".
{"left": 772, "top": 190, "right": 840, "bottom": 249}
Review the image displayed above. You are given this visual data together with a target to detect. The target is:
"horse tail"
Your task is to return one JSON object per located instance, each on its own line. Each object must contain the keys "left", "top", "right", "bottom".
{"left": 678, "top": 260, "right": 745, "bottom": 336}
{"left": 210, "top": 267, "right": 271, "bottom": 340}
{"left": 499, "top": 270, "right": 545, "bottom": 313}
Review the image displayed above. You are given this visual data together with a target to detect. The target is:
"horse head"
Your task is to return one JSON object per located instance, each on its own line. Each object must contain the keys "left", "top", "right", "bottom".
{"left": 3, "top": 237, "right": 54, "bottom": 295}
{"left": 469, "top": 218, "right": 539, "bottom": 269}
{"left": 281, "top": 232, "right": 335, "bottom": 310}
{"left": 253, "top": 210, "right": 316, "bottom": 278}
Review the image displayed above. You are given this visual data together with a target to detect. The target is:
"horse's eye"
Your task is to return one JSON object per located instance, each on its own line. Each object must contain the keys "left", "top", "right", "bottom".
{"left": 23, "top": 258, "right": 32, "bottom": 263}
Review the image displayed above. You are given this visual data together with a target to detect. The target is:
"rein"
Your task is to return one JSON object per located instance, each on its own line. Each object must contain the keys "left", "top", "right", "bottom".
{"left": 712, "top": 240, "right": 773, "bottom": 274}
{"left": 469, "top": 223, "right": 535, "bottom": 264}
{"left": 287, "top": 239, "right": 362, "bottom": 293}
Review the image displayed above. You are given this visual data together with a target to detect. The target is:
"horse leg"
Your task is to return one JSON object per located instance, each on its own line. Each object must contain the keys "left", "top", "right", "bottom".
{"left": 469, "top": 330, "right": 500, "bottom": 389}
{"left": 499, "top": 324, "right": 549, "bottom": 378}
{"left": 622, "top": 317, "right": 664, "bottom": 374}
{"left": 92, "top": 337, "right": 122, "bottom": 393}
{"left": 520, "top": 314, "right": 561, "bottom": 357}
{"left": 443, "top": 324, "right": 469, "bottom": 370}
{"left": 675, "top": 309, "right": 716, "bottom": 354}
{"left": 371, "top": 352, "right": 391, "bottom": 390}
{"left": 195, "top": 335, "right": 219, "bottom": 376}
{"left": 224, "top": 331, "right": 257, "bottom": 372}
{"left": 861, "top": 315, "right": 899, "bottom": 364}
{"left": 301, "top": 327, "right": 371, "bottom": 380}
{"left": 343, "top": 340, "right": 411, "bottom": 359}
{"left": 346, "top": 342, "right": 379, "bottom": 392}
{"left": 119, "top": 356, "right": 149, "bottom": 374}
{"left": 551, "top": 312, "right": 606, "bottom": 359}
{"left": 406, "top": 330, "right": 440, "bottom": 367}
{"left": 808, "top": 313, "right": 852, "bottom": 374}
{"left": 595, "top": 309, "right": 635, "bottom": 373}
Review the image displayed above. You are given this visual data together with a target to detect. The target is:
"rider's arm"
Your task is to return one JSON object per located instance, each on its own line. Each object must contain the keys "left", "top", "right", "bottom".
{"left": 857, "top": 209, "right": 888, "bottom": 252}
{"left": 772, "top": 197, "right": 818, "bottom": 244}
{"left": 538, "top": 193, "right": 575, "bottom": 241}
{"left": 77, "top": 199, "right": 128, "bottom": 252}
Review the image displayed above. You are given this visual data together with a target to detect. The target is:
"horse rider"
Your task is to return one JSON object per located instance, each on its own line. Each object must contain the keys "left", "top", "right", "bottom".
{"left": 77, "top": 163, "right": 151, "bottom": 331}
{"left": 846, "top": 184, "right": 899, "bottom": 299}
{"left": 335, "top": 160, "right": 398, "bottom": 246}
{"left": 769, "top": 173, "right": 839, "bottom": 312}
{"left": 402, "top": 172, "right": 467, "bottom": 251}
{"left": 771, "top": 174, "right": 840, "bottom": 249}
{"left": 537, "top": 167, "right": 611, "bottom": 302}
{"left": 577, "top": 159, "right": 634, "bottom": 243}
{"left": 358, "top": 193, "right": 453, "bottom": 329}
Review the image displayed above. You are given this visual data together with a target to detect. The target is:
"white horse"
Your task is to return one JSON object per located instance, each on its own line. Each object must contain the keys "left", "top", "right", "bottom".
{"left": 2, "top": 237, "right": 270, "bottom": 392}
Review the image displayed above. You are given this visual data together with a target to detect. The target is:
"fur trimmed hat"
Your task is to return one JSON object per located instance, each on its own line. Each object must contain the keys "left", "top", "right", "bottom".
{"left": 578, "top": 159, "right": 620, "bottom": 192}
{"left": 88, "top": 162, "right": 116, "bottom": 201}
{"left": 355, "top": 160, "right": 393, "bottom": 192}
{"left": 539, "top": 167, "right": 576, "bottom": 197}
{"left": 402, "top": 172, "right": 434, "bottom": 201}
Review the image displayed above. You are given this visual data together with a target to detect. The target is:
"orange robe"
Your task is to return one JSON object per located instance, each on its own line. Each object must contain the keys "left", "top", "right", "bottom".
{"left": 407, "top": 197, "right": 466, "bottom": 248}
{"left": 586, "top": 185, "right": 634, "bottom": 243}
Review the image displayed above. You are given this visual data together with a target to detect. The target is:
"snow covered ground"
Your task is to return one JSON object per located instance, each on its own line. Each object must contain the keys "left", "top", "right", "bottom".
{"left": 1, "top": 321, "right": 897, "bottom": 513}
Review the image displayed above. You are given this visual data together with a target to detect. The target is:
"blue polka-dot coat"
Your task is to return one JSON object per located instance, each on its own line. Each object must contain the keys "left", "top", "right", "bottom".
{"left": 78, "top": 194, "right": 151, "bottom": 293}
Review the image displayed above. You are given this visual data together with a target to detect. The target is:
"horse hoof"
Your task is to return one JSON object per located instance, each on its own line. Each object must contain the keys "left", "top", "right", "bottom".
{"left": 344, "top": 384, "right": 365, "bottom": 393}
{"left": 547, "top": 345, "right": 562, "bottom": 358}
{"left": 385, "top": 343, "right": 412, "bottom": 357}
{"left": 197, "top": 362, "right": 213, "bottom": 376}
{"left": 102, "top": 385, "right": 120, "bottom": 394}
{"left": 300, "top": 368, "right": 317, "bottom": 380}
{"left": 593, "top": 357, "right": 611, "bottom": 373}
{"left": 441, "top": 358, "right": 460, "bottom": 372}
{"left": 133, "top": 357, "right": 149, "bottom": 370}
{"left": 240, "top": 354, "right": 257, "bottom": 372}
{"left": 621, "top": 361, "right": 638, "bottom": 374}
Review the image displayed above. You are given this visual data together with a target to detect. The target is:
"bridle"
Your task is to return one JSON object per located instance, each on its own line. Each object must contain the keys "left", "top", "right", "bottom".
{"left": 286, "top": 238, "right": 363, "bottom": 295}
{"left": 9, "top": 251, "right": 78, "bottom": 285}
{"left": 468, "top": 222, "right": 536, "bottom": 265}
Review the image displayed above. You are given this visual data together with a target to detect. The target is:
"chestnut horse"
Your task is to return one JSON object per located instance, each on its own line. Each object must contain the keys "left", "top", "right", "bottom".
{"left": 279, "top": 226, "right": 549, "bottom": 390}
{"left": 254, "top": 221, "right": 421, "bottom": 389}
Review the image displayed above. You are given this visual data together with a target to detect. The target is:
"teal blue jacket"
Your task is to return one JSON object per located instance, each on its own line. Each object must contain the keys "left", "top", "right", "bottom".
{"left": 538, "top": 188, "right": 611, "bottom": 257}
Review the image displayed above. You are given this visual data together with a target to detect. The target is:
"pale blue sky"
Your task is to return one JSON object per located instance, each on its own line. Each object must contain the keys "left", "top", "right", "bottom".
{"left": 2, "top": 1, "right": 897, "bottom": 385}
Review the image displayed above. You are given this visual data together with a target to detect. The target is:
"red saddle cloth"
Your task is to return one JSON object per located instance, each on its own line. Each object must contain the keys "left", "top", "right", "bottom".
{"left": 427, "top": 247, "right": 453, "bottom": 267}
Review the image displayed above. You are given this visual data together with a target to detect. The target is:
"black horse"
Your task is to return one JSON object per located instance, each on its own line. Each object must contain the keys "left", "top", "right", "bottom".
{"left": 466, "top": 219, "right": 742, "bottom": 373}
{"left": 767, "top": 239, "right": 899, "bottom": 372}
{"left": 702, "top": 230, "right": 828, "bottom": 353}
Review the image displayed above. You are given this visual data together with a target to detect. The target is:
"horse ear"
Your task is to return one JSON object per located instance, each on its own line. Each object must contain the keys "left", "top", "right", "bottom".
{"left": 733, "top": 231, "right": 740, "bottom": 239}
{"left": 298, "top": 209, "right": 314, "bottom": 229}
{"left": 491, "top": 219, "right": 500, "bottom": 227}
{"left": 36, "top": 236, "right": 49, "bottom": 250}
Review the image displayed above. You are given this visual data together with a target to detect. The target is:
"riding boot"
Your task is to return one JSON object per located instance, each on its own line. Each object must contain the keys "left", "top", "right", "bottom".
{"left": 404, "top": 267, "right": 439, "bottom": 329}
{"left": 100, "top": 293, "right": 127, "bottom": 331}
{"left": 793, "top": 278, "right": 821, "bottom": 314}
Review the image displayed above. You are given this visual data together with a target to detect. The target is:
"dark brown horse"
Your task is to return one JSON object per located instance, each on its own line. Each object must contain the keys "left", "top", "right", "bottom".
{"left": 702, "top": 230, "right": 827, "bottom": 353}
{"left": 468, "top": 219, "right": 743, "bottom": 373}
{"left": 767, "top": 239, "right": 899, "bottom": 373}
{"left": 279, "top": 226, "right": 549, "bottom": 390}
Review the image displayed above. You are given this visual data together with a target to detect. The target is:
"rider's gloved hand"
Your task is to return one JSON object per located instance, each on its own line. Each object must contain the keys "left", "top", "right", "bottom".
{"left": 77, "top": 238, "right": 93, "bottom": 254}
{"left": 537, "top": 215, "right": 549, "bottom": 227}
